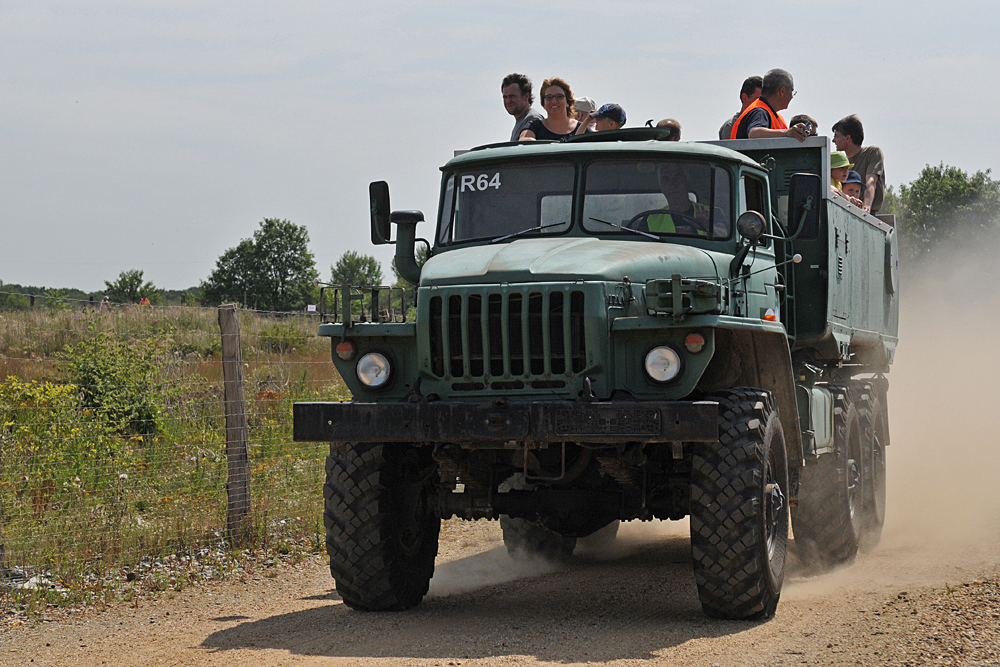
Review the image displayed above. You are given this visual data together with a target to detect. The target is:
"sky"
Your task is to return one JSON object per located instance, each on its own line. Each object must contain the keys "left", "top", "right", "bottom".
{"left": 3, "top": 1, "right": 999, "bottom": 291}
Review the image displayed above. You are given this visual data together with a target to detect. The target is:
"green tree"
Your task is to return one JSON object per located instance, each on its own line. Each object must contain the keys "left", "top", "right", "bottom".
{"left": 201, "top": 218, "right": 319, "bottom": 311}
{"left": 331, "top": 251, "right": 384, "bottom": 287}
{"left": 104, "top": 269, "right": 160, "bottom": 304}
{"left": 893, "top": 163, "right": 1000, "bottom": 261}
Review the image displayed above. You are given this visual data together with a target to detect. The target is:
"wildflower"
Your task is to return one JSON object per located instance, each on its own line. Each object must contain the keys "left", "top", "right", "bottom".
{"left": 119, "top": 473, "right": 129, "bottom": 481}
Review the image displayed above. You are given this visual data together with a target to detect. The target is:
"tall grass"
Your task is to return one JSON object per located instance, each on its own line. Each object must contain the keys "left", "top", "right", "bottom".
{"left": 0, "top": 305, "right": 348, "bottom": 610}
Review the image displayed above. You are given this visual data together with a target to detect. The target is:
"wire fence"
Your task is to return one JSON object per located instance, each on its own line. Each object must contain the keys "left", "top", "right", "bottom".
{"left": 0, "top": 296, "right": 346, "bottom": 609}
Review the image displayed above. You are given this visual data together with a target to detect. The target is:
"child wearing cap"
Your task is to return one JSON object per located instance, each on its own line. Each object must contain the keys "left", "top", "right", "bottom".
{"left": 830, "top": 151, "right": 853, "bottom": 191}
{"left": 575, "top": 103, "right": 627, "bottom": 134}
{"left": 830, "top": 154, "right": 867, "bottom": 210}
{"left": 842, "top": 170, "right": 864, "bottom": 200}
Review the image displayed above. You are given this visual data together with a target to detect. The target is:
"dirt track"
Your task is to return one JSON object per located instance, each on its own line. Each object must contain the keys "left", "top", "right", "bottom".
{"left": 5, "top": 268, "right": 1000, "bottom": 665}
{"left": 3, "top": 512, "right": 1000, "bottom": 667}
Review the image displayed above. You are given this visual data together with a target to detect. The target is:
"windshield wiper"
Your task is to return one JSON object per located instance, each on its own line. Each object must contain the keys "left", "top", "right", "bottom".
{"left": 589, "top": 217, "right": 665, "bottom": 242}
{"left": 490, "top": 222, "right": 566, "bottom": 243}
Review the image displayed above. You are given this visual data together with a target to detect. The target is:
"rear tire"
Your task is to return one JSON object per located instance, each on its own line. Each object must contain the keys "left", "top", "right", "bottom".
{"left": 856, "top": 384, "right": 887, "bottom": 551}
{"left": 324, "top": 442, "right": 439, "bottom": 611}
{"left": 792, "top": 385, "right": 863, "bottom": 569}
{"left": 690, "top": 388, "right": 789, "bottom": 620}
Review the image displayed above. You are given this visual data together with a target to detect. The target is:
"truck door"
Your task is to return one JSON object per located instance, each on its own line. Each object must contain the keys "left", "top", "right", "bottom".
{"left": 740, "top": 173, "right": 780, "bottom": 321}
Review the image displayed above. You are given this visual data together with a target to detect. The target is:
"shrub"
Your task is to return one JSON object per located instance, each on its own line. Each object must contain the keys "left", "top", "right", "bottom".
{"left": 57, "top": 333, "right": 163, "bottom": 436}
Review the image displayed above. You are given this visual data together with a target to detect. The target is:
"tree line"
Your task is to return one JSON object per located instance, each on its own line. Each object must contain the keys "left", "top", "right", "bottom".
{"left": 2, "top": 163, "right": 996, "bottom": 311}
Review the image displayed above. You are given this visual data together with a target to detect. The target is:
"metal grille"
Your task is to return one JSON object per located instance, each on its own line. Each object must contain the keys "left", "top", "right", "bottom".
{"left": 428, "top": 289, "right": 586, "bottom": 390}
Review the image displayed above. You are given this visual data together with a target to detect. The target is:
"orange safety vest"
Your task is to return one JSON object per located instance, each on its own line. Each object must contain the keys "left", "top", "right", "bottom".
{"left": 729, "top": 99, "right": 788, "bottom": 139}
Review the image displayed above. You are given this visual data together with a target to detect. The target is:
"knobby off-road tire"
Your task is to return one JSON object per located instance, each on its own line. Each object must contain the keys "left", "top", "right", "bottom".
{"left": 324, "top": 442, "right": 440, "bottom": 611}
{"left": 690, "top": 388, "right": 789, "bottom": 620}
{"left": 856, "top": 384, "right": 887, "bottom": 552}
{"left": 792, "top": 385, "right": 863, "bottom": 570}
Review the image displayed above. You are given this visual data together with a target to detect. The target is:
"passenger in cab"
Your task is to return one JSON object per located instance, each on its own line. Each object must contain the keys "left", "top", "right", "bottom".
{"left": 655, "top": 118, "right": 681, "bottom": 141}
{"left": 645, "top": 164, "right": 726, "bottom": 237}
{"left": 832, "top": 114, "right": 886, "bottom": 213}
{"left": 730, "top": 69, "right": 808, "bottom": 141}
{"left": 718, "top": 75, "right": 762, "bottom": 140}
{"left": 519, "top": 78, "right": 588, "bottom": 141}
{"left": 576, "top": 103, "right": 627, "bottom": 133}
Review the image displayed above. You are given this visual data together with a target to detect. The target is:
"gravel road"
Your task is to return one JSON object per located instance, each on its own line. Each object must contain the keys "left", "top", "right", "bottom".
{"left": 4, "top": 267, "right": 1000, "bottom": 666}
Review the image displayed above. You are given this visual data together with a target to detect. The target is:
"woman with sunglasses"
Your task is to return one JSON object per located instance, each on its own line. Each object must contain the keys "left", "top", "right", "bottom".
{"left": 518, "top": 77, "right": 589, "bottom": 141}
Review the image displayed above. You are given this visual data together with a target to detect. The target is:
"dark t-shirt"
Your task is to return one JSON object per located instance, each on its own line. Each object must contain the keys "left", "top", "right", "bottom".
{"left": 734, "top": 100, "right": 782, "bottom": 139}
{"left": 524, "top": 117, "right": 583, "bottom": 141}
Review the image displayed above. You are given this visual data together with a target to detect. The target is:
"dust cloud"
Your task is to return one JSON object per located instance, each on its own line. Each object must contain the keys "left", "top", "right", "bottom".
{"left": 878, "top": 252, "right": 1000, "bottom": 561}
{"left": 427, "top": 546, "right": 559, "bottom": 598}
{"left": 788, "top": 242, "right": 1000, "bottom": 598}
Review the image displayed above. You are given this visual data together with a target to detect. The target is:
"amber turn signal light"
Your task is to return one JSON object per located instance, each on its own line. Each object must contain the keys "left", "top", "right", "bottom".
{"left": 336, "top": 340, "right": 357, "bottom": 361}
{"left": 684, "top": 332, "right": 706, "bottom": 353}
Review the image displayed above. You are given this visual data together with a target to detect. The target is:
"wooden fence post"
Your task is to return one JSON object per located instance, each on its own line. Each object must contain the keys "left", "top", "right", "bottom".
{"left": 218, "top": 304, "right": 251, "bottom": 544}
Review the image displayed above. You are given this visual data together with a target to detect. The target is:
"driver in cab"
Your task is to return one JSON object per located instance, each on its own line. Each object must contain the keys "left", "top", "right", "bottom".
{"left": 645, "top": 164, "right": 726, "bottom": 237}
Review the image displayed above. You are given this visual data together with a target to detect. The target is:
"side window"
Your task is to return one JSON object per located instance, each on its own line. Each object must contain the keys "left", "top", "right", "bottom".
{"left": 740, "top": 174, "right": 769, "bottom": 246}
{"left": 741, "top": 174, "right": 766, "bottom": 215}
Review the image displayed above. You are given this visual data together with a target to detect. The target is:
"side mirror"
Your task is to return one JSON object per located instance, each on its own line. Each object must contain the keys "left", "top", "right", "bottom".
{"left": 370, "top": 181, "right": 391, "bottom": 245}
{"left": 787, "top": 173, "right": 822, "bottom": 239}
{"left": 736, "top": 211, "right": 767, "bottom": 243}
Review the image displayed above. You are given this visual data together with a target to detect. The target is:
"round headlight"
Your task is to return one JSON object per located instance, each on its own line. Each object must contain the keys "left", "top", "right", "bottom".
{"left": 644, "top": 346, "right": 682, "bottom": 383}
{"left": 356, "top": 352, "right": 391, "bottom": 388}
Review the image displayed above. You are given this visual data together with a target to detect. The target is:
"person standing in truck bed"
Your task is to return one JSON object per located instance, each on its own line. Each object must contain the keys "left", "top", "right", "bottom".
{"left": 719, "top": 75, "right": 762, "bottom": 140}
{"left": 502, "top": 73, "right": 544, "bottom": 143}
{"left": 832, "top": 114, "right": 886, "bottom": 213}
{"left": 730, "top": 69, "right": 808, "bottom": 141}
{"left": 519, "top": 77, "right": 589, "bottom": 141}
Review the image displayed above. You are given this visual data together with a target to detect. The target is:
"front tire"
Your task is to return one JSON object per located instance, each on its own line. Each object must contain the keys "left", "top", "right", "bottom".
{"left": 690, "top": 388, "right": 789, "bottom": 620}
{"left": 324, "top": 442, "right": 440, "bottom": 611}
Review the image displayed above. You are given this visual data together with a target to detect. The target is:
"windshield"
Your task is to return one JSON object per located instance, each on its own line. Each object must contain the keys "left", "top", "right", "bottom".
{"left": 582, "top": 159, "right": 732, "bottom": 239}
{"left": 438, "top": 162, "right": 574, "bottom": 244}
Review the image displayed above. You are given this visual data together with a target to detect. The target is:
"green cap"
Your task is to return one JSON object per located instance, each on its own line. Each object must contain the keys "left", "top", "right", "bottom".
{"left": 830, "top": 151, "right": 854, "bottom": 170}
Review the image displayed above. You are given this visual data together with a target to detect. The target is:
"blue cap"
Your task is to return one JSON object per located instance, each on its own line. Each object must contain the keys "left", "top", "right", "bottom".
{"left": 591, "top": 103, "right": 626, "bottom": 126}
{"left": 844, "top": 170, "right": 863, "bottom": 185}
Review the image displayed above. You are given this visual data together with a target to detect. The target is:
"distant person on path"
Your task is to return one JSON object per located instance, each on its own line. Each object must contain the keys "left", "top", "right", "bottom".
{"left": 719, "top": 75, "right": 762, "bottom": 140}
{"left": 832, "top": 114, "right": 885, "bottom": 213}
{"left": 519, "top": 77, "right": 588, "bottom": 141}
{"left": 139, "top": 296, "right": 151, "bottom": 307}
{"left": 502, "top": 73, "right": 544, "bottom": 142}
{"left": 99, "top": 296, "right": 110, "bottom": 312}
{"left": 730, "top": 69, "right": 808, "bottom": 141}
{"left": 576, "top": 103, "right": 627, "bottom": 133}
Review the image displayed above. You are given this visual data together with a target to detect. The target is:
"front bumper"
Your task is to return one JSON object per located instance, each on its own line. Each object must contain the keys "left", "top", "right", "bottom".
{"left": 293, "top": 399, "right": 718, "bottom": 444}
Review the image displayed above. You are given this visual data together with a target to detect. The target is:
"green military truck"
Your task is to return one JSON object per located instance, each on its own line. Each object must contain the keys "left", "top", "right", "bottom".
{"left": 293, "top": 130, "right": 899, "bottom": 620}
